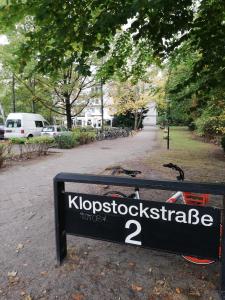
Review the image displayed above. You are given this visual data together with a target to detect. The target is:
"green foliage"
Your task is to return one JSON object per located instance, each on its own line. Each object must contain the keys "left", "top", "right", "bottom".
{"left": 25, "top": 135, "right": 54, "bottom": 155}
{"left": 113, "top": 108, "right": 148, "bottom": 130}
{"left": 99, "top": 32, "right": 154, "bottom": 83}
{"left": 0, "top": 0, "right": 194, "bottom": 74}
{"left": 78, "top": 131, "right": 96, "bottom": 144}
{"left": 26, "top": 136, "right": 54, "bottom": 145}
{"left": 0, "top": 143, "right": 6, "bottom": 168}
{"left": 71, "top": 128, "right": 96, "bottom": 144}
{"left": 54, "top": 128, "right": 97, "bottom": 149}
{"left": 9, "top": 136, "right": 54, "bottom": 157}
{"left": 10, "top": 137, "right": 26, "bottom": 144}
{"left": 156, "top": 115, "right": 167, "bottom": 127}
{"left": 54, "top": 133, "right": 78, "bottom": 149}
{"left": 196, "top": 114, "right": 225, "bottom": 137}
{"left": 1, "top": 0, "right": 225, "bottom": 137}
{"left": 73, "top": 126, "right": 96, "bottom": 132}
{"left": 221, "top": 136, "right": 225, "bottom": 153}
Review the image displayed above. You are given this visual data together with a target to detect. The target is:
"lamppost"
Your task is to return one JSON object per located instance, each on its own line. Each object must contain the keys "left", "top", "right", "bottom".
{"left": 166, "top": 98, "right": 170, "bottom": 150}
{"left": 100, "top": 78, "right": 104, "bottom": 131}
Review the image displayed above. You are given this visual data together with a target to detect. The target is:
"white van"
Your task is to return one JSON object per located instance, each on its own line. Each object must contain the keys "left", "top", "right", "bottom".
{"left": 4, "top": 113, "right": 48, "bottom": 139}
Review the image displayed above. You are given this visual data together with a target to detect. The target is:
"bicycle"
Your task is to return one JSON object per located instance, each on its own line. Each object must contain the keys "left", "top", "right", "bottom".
{"left": 103, "top": 166, "right": 142, "bottom": 199}
{"left": 103, "top": 164, "right": 217, "bottom": 265}
{"left": 163, "top": 163, "right": 215, "bottom": 265}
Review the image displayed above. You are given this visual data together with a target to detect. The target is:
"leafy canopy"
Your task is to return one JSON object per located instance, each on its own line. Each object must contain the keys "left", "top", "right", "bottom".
{"left": 0, "top": 0, "right": 194, "bottom": 74}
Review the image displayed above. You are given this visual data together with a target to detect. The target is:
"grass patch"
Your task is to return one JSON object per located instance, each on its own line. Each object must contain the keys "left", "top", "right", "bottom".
{"left": 146, "top": 127, "right": 225, "bottom": 183}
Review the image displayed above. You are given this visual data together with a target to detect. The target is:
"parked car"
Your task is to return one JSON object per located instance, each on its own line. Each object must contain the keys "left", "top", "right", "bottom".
{"left": 4, "top": 113, "right": 48, "bottom": 139}
{"left": 41, "top": 125, "right": 68, "bottom": 137}
{"left": 0, "top": 125, "right": 4, "bottom": 139}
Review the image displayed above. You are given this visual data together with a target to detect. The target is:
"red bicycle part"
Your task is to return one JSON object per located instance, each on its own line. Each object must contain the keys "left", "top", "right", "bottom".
{"left": 182, "top": 255, "right": 215, "bottom": 265}
{"left": 183, "top": 192, "right": 209, "bottom": 206}
{"left": 182, "top": 192, "right": 218, "bottom": 265}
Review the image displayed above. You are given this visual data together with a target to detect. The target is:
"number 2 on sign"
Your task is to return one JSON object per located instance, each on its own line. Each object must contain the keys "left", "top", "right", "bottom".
{"left": 125, "top": 220, "right": 142, "bottom": 246}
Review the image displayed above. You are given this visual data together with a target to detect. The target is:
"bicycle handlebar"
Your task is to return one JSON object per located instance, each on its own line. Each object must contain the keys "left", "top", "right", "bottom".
{"left": 163, "top": 163, "right": 185, "bottom": 181}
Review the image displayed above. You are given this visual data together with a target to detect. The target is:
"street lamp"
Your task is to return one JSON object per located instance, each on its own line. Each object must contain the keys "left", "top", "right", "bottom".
{"left": 166, "top": 98, "right": 170, "bottom": 150}
{"left": 100, "top": 78, "right": 104, "bottom": 131}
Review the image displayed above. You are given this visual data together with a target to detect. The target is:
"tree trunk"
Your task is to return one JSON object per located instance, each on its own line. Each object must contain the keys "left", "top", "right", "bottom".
{"left": 12, "top": 73, "right": 16, "bottom": 112}
{"left": 65, "top": 96, "right": 72, "bottom": 129}
{"left": 137, "top": 109, "right": 143, "bottom": 129}
{"left": 29, "top": 77, "right": 36, "bottom": 113}
{"left": 134, "top": 111, "right": 138, "bottom": 131}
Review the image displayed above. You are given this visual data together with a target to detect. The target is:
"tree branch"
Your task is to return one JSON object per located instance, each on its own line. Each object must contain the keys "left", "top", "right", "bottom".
{"left": 71, "top": 98, "right": 91, "bottom": 117}
{"left": 14, "top": 74, "right": 67, "bottom": 116}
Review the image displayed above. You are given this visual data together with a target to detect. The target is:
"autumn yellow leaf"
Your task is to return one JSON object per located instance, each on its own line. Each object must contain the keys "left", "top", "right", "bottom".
{"left": 71, "top": 292, "right": 84, "bottom": 300}
{"left": 131, "top": 284, "right": 143, "bottom": 292}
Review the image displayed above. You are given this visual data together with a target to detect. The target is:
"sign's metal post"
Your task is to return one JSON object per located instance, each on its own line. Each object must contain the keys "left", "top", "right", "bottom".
{"left": 54, "top": 180, "right": 67, "bottom": 265}
{"left": 221, "top": 195, "right": 225, "bottom": 299}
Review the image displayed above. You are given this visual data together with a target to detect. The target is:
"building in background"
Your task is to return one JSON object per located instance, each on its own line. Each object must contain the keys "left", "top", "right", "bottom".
{"left": 72, "top": 84, "right": 113, "bottom": 128}
{"left": 143, "top": 102, "right": 157, "bottom": 127}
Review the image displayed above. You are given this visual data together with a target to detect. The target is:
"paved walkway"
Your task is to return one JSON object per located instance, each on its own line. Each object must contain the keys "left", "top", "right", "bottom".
{"left": 0, "top": 127, "right": 163, "bottom": 300}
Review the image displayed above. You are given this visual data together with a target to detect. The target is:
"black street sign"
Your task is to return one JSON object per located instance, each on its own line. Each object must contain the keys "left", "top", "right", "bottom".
{"left": 64, "top": 192, "right": 220, "bottom": 259}
{"left": 54, "top": 172, "right": 225, "bottom": 299}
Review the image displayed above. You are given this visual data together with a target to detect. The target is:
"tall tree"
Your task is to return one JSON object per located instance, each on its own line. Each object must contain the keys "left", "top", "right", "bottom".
{"left": 1, "top": 0, "right": 225, "bottom": 131}
{"left": 32, "top": 64, "right": 99, "bottom": 129}
{"left": 110, "top": 80, "right": 149, "bottom": 130}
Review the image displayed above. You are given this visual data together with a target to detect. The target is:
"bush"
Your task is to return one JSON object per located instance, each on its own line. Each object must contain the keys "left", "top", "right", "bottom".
{"left": 26, "top": 136, "right": 54, "bottom": 155}
{"left": 0, "top": 141, "right": 12, "bottom": 167}
{"left": 78, "top": 131, "right": 96, "bottom": 144}
{"left": 9, "top": 136, "right": 54, "bottom": 157}
{"left": 0, "top": 143, "right": 6, "bottom": 168}
{"left": 71, "top": 130, "right": 82, "bottom": 142}
{"left": 221, "top": 136, "right": 225, "bottom": 153}
{"left": 196, "top": 114, "right": 225, "bottom": 137}
{"left": 10, "top": 137, "right": 26, "bottom": 157}
{"left": 55, "top": 133, "right": 78, "bottom": 149}
{"left": 188, "top": 122, "right": 196, "bottom": 131}
{"left": 72, "top": 128, "right": 96, "bottom": 144}
{"left": 10, "top": 137, "right": 26, "bottom": 144}
{"left": 75, "top": 126, "right": 95, "bottom": 132}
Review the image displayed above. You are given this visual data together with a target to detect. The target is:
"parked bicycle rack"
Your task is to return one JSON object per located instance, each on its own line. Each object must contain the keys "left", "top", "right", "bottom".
{"left": 54, "top": 172, "right": 225, "bottom": 299}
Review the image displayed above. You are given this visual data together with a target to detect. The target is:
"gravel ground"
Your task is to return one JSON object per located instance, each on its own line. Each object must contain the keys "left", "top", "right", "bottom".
{"left": 0, "top": 127, "right": 221, "bottom": 300}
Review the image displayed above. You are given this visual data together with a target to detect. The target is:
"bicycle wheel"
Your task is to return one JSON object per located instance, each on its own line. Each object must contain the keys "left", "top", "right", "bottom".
{"left": 103, "top": 191, "right": 127, "bottom": 198}
{"left": 182, "top": 255, "right": 215, "bottom": 265}
{"left": 166, "top": 191, "right": 184, "bottom": 204}
{"left": 182, "top": 223, "right": 222, "bottom": 265}
{"left": 166, "top": 192, "right": 216, "bottom": 265}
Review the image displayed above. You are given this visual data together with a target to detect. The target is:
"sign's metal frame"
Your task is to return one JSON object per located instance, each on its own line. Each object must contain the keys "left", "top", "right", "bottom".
{"left": 54, "top": 172, "right": 225, "bottom": 299}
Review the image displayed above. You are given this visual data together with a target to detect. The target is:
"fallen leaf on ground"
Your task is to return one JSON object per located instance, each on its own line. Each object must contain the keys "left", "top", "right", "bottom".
{"left": 40, "top": 271, "right": 48, "bottom": 276}
{"left": 16, "top": 243, "right": 24, "bottom": 252}
{"left": 8, "top": 271, "right": 17, "bottom": 277}
{"left": 156, "top": 280, "right": 165, "bottom": 286}
{"left": 8, "top": 276, "right": 20, "bottom": 285}
{"left": 128, "top": 261, "right": 136, "bottom": 267}
{"left": 71, "top": 293, "right": 84, "bottom": 300}
{"left": 131, "top": 284, "right": 143, "bottom": 292}
{"left": 189, "top": 289, "right": 201, "bottom": 297}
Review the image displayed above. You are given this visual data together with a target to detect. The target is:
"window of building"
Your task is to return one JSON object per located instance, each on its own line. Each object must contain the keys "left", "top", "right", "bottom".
{"left": 76, "top": 120, "right": 82, "bottom": 126}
